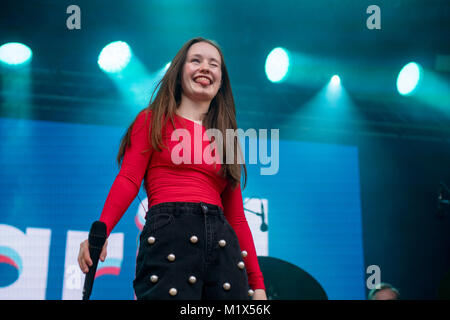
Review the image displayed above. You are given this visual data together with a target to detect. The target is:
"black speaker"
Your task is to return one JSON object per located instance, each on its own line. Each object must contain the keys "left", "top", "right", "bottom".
{"left": 257, "top": 256, "right": 328, "bottom": 300}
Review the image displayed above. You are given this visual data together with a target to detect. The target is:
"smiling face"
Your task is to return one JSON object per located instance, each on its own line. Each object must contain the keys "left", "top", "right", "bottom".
{"left": 181, "top": 41, "right": 222, "bottom": 103}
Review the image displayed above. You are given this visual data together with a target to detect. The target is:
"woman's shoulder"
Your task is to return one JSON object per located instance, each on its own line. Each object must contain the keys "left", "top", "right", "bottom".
{"left": 137, "top": 108, "right": 152, "bottom": 119}
{"left": 135, "top": 108, "right": 153, "bottom": 124}
{"left": 130, "top": 108, "right": 153, "bottom": 134}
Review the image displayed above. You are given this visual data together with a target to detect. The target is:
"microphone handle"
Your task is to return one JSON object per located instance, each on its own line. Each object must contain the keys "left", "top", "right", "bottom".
{"left": 82, "top": 244, "right": 103, "bottom": 300}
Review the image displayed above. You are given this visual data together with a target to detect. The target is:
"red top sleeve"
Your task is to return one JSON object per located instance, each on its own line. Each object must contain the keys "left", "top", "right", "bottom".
{"left": 221, "top": 182, "right": 266, "bottom": 291}
{"left": 99, "top": 110, "right": 153, "bottom": 236}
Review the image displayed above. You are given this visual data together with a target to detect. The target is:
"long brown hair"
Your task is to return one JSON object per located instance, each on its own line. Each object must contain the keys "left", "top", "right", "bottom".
{"left": 117, "top": 37, "right": 247, "bottom": 189}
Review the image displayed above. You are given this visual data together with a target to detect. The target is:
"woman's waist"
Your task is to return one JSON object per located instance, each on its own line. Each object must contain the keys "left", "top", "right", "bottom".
{"left": 144, "top": 170, "right": 226, "bottom": 202}
{"left": 147, "top": 193, "right": 224, "bottom": 212}
{"left": 145, "top": 164, "right": 227, "bottom": 190}
{"left": 145, "top": 200, "right": 225, "bottom": 222}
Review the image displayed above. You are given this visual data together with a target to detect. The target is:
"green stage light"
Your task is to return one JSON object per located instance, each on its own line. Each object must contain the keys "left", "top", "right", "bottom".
{"left": 397, "top": 62, "right": 421, "bottom": 96}
{"left": 98, "top": 41, "right": 132, "bottom": 74}
{"left": 265, "top": 47, "right": 290, "bottom": 83}
{"left": 0, "top": 42, "right": 32, "bottom": 66}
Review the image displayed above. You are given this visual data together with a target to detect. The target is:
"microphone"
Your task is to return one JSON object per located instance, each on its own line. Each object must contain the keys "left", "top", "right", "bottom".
{"left": 260, "top": 201, "right": 268, "bottom": 232}
{"left": 82, "top": 221, "right": 107, "bottom": 300}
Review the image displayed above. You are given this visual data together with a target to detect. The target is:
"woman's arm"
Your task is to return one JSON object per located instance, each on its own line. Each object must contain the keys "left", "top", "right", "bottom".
{"left": 99, "top": 110, "right": 153, "bottom": 236}
{"left": 79, "top": 110, "right": 153, "bottom": 273}
{"left": 221, "top": 181, "right": 267, "bottom": 298}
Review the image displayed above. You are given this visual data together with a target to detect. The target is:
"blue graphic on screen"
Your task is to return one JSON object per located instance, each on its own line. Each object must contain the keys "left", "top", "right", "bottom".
{"left": 0, "top": 117, "right": 365, "bottom": 299}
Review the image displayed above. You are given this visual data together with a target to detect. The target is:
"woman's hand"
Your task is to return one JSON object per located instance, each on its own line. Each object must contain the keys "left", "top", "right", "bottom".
{"left": 252, "top": 289, "right": 268, "bottom": 300}
{"left": 77, "top": 238, "right": 108, "bottom": 273}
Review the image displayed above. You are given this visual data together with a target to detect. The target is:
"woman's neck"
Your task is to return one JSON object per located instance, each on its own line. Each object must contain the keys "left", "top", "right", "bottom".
{"left": 177, "top": 95, "right": 210, "bottom": 122}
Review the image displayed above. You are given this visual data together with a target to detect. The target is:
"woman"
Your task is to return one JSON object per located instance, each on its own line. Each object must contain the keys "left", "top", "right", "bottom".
{"left": 78, "top": 37, "right": 267, "bottom": 300}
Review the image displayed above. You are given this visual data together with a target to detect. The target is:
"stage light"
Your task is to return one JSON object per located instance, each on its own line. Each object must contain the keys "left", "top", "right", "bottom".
{"left": 97, "top": 41, "right": 132, "bottom": 74}
{"left": 265, "top": 47, "right": 290, "bottom": 83}
{"left": 330, "top": 75, "right": 341, "bottom": 87}
{"left": 0, "top": 42, "right": 32, "bottom": 66}
{"left": 396, "top": 62, "right": 421, "bottom": 96}
{"left": 326, "top": 74, "right": 343, "bottom": 106}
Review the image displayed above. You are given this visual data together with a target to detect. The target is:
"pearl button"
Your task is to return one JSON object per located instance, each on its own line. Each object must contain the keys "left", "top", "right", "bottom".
{"left": 241, "top": 250, "right": 248, "bottom": 258}
{"left": 167, "top": 253, "right": 176, "bottom": 262}
{"left": 147, "top": 236, "right": 155, "bottom": 244}
{"left": 190, "top": 235, "right": 198, "bottom": 244}
{"left": 150, "top": 275, "right": 158, "bottom": 283}
{"left": 188, "top": 276, "right": 197, "bottom": 284}
{"left": 237, "top": 261, "right": 245, "bottom": 269}
{"left": 248, "top": 289, "right": 254, "bottom": 297}
{"left": 223, "top": 282, "right": 231, "bottom": 290}
{"left": 169, "top": 288, "right": 177, "bottom": 296}
{"left": 218, "top": 239, "right": 226, "bottom": 247}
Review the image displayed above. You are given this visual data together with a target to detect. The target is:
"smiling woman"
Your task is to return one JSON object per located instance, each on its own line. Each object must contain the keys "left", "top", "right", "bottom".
{"left": 178, "top": 42, "right": 223, "bottom": 120}
{"left": 78, "top": 37, "right": 267, "bottom": 300}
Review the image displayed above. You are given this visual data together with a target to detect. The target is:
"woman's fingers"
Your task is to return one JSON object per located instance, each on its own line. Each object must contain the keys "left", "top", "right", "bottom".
{"left": 79, "top": 238, "right": 109, "bottom": 272}
{"left": 100, "top": 239, "right": 108, "bottom": 262}
{"left": 78, "top": 239, "right": 92, "bottom": 274}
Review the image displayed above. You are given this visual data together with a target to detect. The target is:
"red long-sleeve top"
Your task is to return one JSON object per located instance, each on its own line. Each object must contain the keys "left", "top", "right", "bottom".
{"left": 99, "top": 108, "right": 265, "bottom": 290}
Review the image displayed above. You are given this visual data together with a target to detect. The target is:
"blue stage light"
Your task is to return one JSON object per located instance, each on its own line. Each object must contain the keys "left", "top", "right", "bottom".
{"left": 265, "top": 47, "right": 290, "bottom": 83}
{"left": 397, "top": 62, "right": 421, "bottom": 96}
{"left": 98, "top": 41, "right": 132, "bottom": 74}
{"left": 330, "top": 75, "right": 341, "bottom": 87}
{"left": 0, "top": 42, "right": 32, "bottom": 66}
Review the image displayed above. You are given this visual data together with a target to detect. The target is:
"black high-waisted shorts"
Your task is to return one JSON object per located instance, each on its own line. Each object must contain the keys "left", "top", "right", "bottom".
{"left": 133, "top": 201, "right": 251, "bottom": 300}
